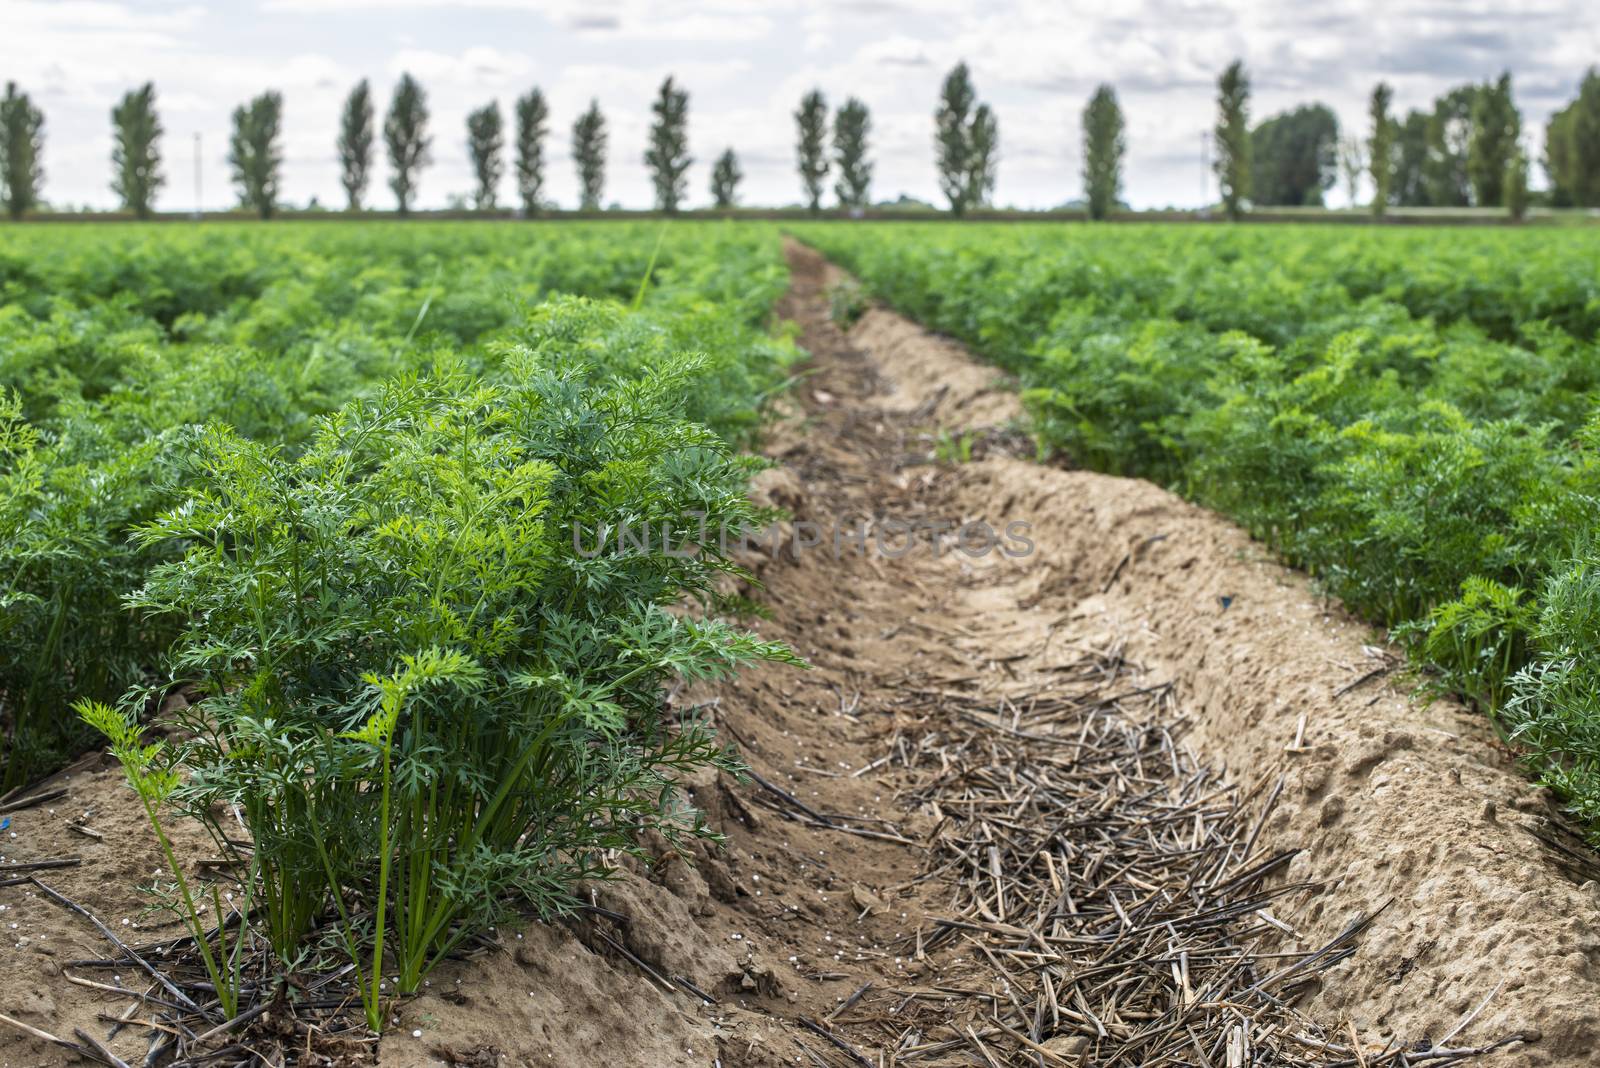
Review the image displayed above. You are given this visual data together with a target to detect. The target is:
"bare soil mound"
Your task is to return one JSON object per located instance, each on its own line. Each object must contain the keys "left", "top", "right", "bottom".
{"left": 0, "top": 242, "right": 1593, "bottom": 1067}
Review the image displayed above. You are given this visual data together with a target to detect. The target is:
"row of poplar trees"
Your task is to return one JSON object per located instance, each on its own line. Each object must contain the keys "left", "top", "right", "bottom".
{"left": 251, "top": 74, "right": 685, "bottom": 215}
{"left": 4, "top": 66, "right": 1597, "bottom": 219}
{"left": 0, "top": 75, "right": 693, "bottom": 219}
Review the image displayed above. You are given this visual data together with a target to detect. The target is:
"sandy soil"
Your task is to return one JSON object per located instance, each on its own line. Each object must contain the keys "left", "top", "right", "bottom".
{"left": 2, "top": 241, "right": 1596, "bottom": 1066}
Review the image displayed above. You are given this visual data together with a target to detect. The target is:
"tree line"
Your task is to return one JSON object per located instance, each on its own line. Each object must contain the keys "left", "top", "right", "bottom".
{"left": 1210, "top": 62, "right": 1600, "bottom": 220}
{"left": 1, "top": 63, "right": 1598, "bottom": 220}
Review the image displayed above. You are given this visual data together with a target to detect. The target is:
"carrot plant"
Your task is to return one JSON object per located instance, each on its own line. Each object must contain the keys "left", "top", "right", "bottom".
{"left": 75, "top": 698, "right": 248, "bottom": 1019}
{"left": 121, "top": 337, "right": 797, "bottom": 1005}
{"left": 1406, "top": 578, "right": 1535, "bottom": 710}
{"left": 1506, "top": 553, "right": 1600, "bottom": 826}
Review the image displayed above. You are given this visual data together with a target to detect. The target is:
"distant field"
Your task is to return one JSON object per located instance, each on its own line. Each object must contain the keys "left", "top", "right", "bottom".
{"left": 6, "top": 204, "right": 1599, "bottom": 225}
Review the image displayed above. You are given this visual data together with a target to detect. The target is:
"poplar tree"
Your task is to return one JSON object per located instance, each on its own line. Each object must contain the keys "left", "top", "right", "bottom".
{"left": 969, "top": 104, "right": 999, "bottom": 208}
{"left": 514, "top": 88, "right": 549, "bottom": 215}
{"left": 0, "top": 82, "right": 45, "bottom": 219}
{"left": 228, "top": 90, "right": 283, "bottom": 219}
{"left": 384, "top": 73, "right": 431, "bottom": 215}
{"left": 1214, "top": 60, "right": 1251, "bottom": 219}
{"left": 111, "top": 82, "right": 164, "bottom": 219}
{"left": 572, "top": 100, "right": 607, "bottom": 210}
{"left": 1506, "top": 146, "right": 1529, "bottom": 220}
{"left": 711, "top": 148, "right": 742, "bottom": 208}
{"left": 1573, "top": 70, "right": 1600, "bottom": 206}
{"left": 466, "top": 100, "right": 504, "bottom": 209}
{"left": 1545, "top": 103, "right": 1576, "bottom": 206}
{"left": 1338, "top": 135, "right": 1365, "bottom": 207}
{"left": 1081, "top": 84, "right": 1124, "bottom": 221}
{"left": 1547, "top": 70, "right": 1600, "bottom": 207}
{"left": 935, "top": 63, "right": 998, "bottom": 215}
{"left": 644, "top": 77, "right": 690, "bottom": 212}
{"left": 1368, "top": 82, "right": 1394, "bottom": 217}
{"left": 935, "top": 63, "right": 976, "bottom": 214}
{"left": 796, "top": 89, "right": 829, "bottom": 212}
{"left": 337, "top": 80, "right": 374, "bottom": 211}
{"left": 832, "top": 97, "right": 872, "bottom": 209}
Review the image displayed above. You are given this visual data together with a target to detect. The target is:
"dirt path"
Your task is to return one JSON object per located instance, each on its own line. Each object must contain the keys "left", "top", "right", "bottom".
{"left": 744, "top": 241, "right": 1600, "bottom": 1067}
{"left": 4, "top": 242, "right": 1599, "bottom": 1067}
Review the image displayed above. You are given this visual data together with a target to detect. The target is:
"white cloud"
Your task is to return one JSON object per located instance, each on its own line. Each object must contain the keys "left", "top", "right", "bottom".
{"left": 260, "top": 0, "right": 775, "bottom": 41}
{"left": 387, "top": 47, "right": 534, "bottom": 84}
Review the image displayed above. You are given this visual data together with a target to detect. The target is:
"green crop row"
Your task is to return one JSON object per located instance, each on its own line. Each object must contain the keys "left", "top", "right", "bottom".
{"left": 794, "top": 221, "right": 1600, "bottom": 833}
{"left": 4, "top": 219, "right": 801, "bottom": 1023}
{"left": 0, "top": 221, "right": 795, "bottom": 790}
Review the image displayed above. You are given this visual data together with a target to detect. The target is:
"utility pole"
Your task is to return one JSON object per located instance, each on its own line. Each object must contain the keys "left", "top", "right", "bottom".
{"left": 194, "top": 132, "right": 202, "bottom": 220}
{"left": 1199, "top": 130, "right": 1211, "bottom": 213}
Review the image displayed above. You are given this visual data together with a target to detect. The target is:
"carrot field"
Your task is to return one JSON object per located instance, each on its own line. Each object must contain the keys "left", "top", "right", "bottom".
{"left": 2, "top": 219, "right": 1599, "bottom": 1066}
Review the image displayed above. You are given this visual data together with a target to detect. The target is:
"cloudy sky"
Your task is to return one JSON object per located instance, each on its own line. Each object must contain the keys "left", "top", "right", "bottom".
{"left": 4, "top": 0, "right": 1596, "bottom": 212}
